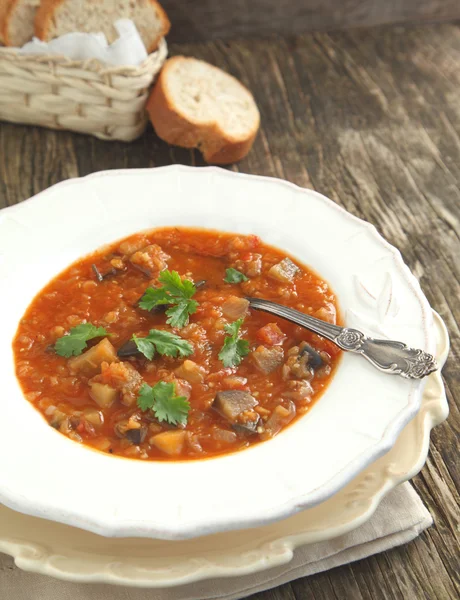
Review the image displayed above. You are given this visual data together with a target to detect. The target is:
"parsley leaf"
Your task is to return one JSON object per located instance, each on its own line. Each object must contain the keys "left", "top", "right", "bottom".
{"left": 166, "top": 299, "right": 198, "bottom": 328}
{"left": 132, "top": 329, "right": 193, "bottom": 360}
{"left": 138, "top": 270, "right": 198, "bottom": 328}
{"left": 54, "top": 323, "right": 109, "bottom": 358}
{"left": 218, "top": 318, "right": 250, "bottom": 368}
{"left": 158, "top": 270, "right": 196, "bottom": 298}
{"left": 224, "top": 268, "right": 248, "bottom": 283}
{"left": 138, "top": 287, "right": 170, "bottom": 311}
{"left": 137, "top": 382, "right": 190, "bottom": 426}
{"left": 131, "top": 335, "right": 156, "bottom": 360}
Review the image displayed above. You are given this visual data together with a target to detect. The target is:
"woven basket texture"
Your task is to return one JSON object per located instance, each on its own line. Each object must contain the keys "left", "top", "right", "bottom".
{"left": 0, "top": 38, "right": 167, "bottom": 141}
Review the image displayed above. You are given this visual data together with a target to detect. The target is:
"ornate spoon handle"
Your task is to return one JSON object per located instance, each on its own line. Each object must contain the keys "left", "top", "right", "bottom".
{"left": 247, "top": 297, "right": 437, "bottom": 379}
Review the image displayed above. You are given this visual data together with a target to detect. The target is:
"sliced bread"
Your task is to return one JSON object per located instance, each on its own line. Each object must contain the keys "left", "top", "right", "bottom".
{"left": 2, "top": 0, "right": 39, "bottom": 47}
{"left": 35, "top": 0, "right": 170, "bottom": 53}
{"left": 147, "top": 56, "right": 260, "bottom": 164}
{"left": 0, "top": 0, "right": 12, "bottom": 44}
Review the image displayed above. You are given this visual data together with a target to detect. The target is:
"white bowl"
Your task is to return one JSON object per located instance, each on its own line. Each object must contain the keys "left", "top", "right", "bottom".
{"left": 0, "top": 166, "right": 436, "bottom": 540}
{"left": 0, "top": 312, "right": 449, "bottom": 587}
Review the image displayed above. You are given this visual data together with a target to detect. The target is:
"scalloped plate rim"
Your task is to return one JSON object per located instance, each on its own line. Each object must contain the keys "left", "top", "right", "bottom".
{"left": 0, "top": 311, "right": 448, "bottom": 587}
{"left": 0, "top": 166, "right": 436, "bottom": 540}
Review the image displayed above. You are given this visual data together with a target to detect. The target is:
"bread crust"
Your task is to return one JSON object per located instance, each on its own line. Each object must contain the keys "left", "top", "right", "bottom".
{"left": 34, "top": 0, "right": 62, "bottom": 41}
{"left": 35, "top": 0, "right": 170, "bottom": 53}
{"left": 147, "top": 57, "right": 260, "bottom": 165}
{"left": 1, "top": 0, "right": 21, "bottom": 46}
{"left": 0, "top": 0, "right": 10, "bottom": 44}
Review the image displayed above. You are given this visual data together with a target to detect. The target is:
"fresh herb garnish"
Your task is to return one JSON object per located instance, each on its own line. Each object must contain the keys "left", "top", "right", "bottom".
{"left": 132, "top": 329, "right": 193, "bottom": 360}
{"left": 218, "top": 318, "right": 250, "bottom": 368}
{"left": 139, "top": 270, "right": 198, "bottom": 328}
{"left": 137, "top": 381, "right": 190, "bottom": 426}
{"left": 54, "top": 323, "right": 109, "bottom": 358}
{"left": 224, "top": 268, "right": 248, "bottom": 284}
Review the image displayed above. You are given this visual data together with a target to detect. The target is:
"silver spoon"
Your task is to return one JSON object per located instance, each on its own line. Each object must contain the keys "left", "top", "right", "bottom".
{"left": 247, "top": 297, "right": 437, "bottom": 379}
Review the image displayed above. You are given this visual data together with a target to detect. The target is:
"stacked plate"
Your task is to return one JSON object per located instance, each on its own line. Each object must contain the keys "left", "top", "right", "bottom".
{"left": 0, "top": 167, "right": 449, "bottom": 587}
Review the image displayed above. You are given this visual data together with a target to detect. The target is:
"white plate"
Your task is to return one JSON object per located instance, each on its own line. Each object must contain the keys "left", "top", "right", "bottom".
{"left": 0, "top": 166, "right": 436, "bottom": 539}
{"left": 0, "top": 312, "right": 448, "bottom": 587}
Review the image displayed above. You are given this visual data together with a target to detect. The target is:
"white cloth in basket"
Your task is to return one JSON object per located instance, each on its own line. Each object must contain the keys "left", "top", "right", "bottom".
{"left": 19, "top": 19, "right": 148, "bottom": 66}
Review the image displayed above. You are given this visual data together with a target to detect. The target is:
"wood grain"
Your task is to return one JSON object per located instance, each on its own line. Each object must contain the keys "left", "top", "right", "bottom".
{"left": 0, "top": 22, "right": 459, "bottom": 600}
{"left": 162, "top": 0, "right": 460, "bottom": 42}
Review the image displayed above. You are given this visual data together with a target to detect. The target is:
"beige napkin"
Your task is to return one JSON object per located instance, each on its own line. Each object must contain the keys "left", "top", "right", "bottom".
{"left": 0, "top": 482, "right": 431, "bottom": 600}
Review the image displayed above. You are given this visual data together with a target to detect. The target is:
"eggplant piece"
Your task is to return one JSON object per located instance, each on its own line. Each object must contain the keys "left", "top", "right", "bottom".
{"left": 213, "top": 390, "right": 260, "bottom": 433}
{"left": 251, "top": 346, "right": 284, "bottom": 374}
{"left": 117, "top": 339, "right": 142, "bottom": 358}
{"left": 299, "top": 343, "right": 324, "bottom": 370}
{"left": 221, "top": 296, "right": 250, "bottom": 320}
{"left": 260, "top": 402, "right": 296, "bottom": 441}
{"left": 232, "top": 421, "right": 260, "bottom": 434}
{"left": 92, "top": 264, "right": 117, "bottom": 282}
{"left": 125, "top": 426, "right": 148, "bottom": 445}
{"left": 268, "top": 257, "right": 300, "bottom": 283}
{"left": 114, "top": 419, "right": 146, "bottom": 442}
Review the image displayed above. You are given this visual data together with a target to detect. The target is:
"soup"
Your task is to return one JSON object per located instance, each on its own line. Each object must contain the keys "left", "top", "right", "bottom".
{"left": 14, "top": 228, "right": 341, "bottom": 460}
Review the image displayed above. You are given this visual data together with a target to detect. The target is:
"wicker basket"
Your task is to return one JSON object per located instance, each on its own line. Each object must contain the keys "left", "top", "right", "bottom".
{"left": 0, "top": 38, "right": 167, "bottom": 142}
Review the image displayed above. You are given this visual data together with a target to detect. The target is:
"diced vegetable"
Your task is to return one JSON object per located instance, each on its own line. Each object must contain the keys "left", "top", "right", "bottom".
{"left": 212, "top": 428, "right": 237, "bottom": 444}
{"left": 83, "top": 407, "right": 104, "bottom": 427}
{"left": 150, "top": 430, "right": 186, "bottom": 455}
{"left": 268, "top": 257, "right": 300, "bottom": 283}
{"left": 89, "top": 382, "right": 118, "bottom": 409}
{"left": 213, "top": 390, "right": 259, "bottom": 432}
{"left": 221, "top": 296, "right": 249, "bottom": 320}
{"left": 91, "top": 361, "right": 143, "bottom": 407}
{"left": 234, "top": 254, "right": 262, "bottom": 277}
{"left": 125, "top": 426, "right": 148, "bottom": 444}
{"left": 114, "top": 415, "right": 146, "bottom": 443}
{"left": 186, "top": 431, "right": 203, "bottom": 454}
{"left": 174, "top": 378, "right": 192, "bottom": 401}
{"left": 256, "top": 323, "right": 286, "bottom": 346}
{"left": 299, "top": 342, "right": 324, "bottom": 370}
{"left": 174, "top": 360, "right": 206, "bottom": 383}
{"left": 283, "top": 379, "right": 313, "bottom": 402}
{"left": 314, "top": 303, "right": 337, "bottom": 324}
{"left": 119, "top": 236, "right": 149, "bottom": 255}
{"left": 251, "top": 345, "right": 284, "bottom": 374}
{"left": 69, "top": 338, "right": 118, "bottom": 377}
{"left": 117, "top": 339, "right": 142, "bottom": 358}
{"left": 129, "top": 244, "right": 170, "bottom": 277}
{"left": 282, "top": 342, "right": 325, "bottom": 380}
{"left": 91, "top": 264, "right": 117, "bottom": 282}
{"left": 260, "top": 402, "right": 296, "bottom": 440}
{"left": 222, "top": 376, "right": 248, "bottom": 389}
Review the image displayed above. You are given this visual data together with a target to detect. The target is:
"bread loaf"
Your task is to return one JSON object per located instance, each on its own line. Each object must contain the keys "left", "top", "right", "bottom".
{"left": 147, "top": 56, "right": 260, "bottom": 164}
{"left": 35, "top": 0, "right": 170, "bottom": 53}
{"left": 1, "top": 0, "right": 39, "bottom": 47}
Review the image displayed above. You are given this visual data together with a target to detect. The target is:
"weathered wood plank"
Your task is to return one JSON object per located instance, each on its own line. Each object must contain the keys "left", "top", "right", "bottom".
{"left": 162, "top": 0, "right": 460, "bottom": 43}
{"left": 0, "top": 22, "right": 459, "bottom": 600}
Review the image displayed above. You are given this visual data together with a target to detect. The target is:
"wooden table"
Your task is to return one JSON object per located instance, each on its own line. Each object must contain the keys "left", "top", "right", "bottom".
{"left": 0, "top": 22, "right": 459, "bottom": 600}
